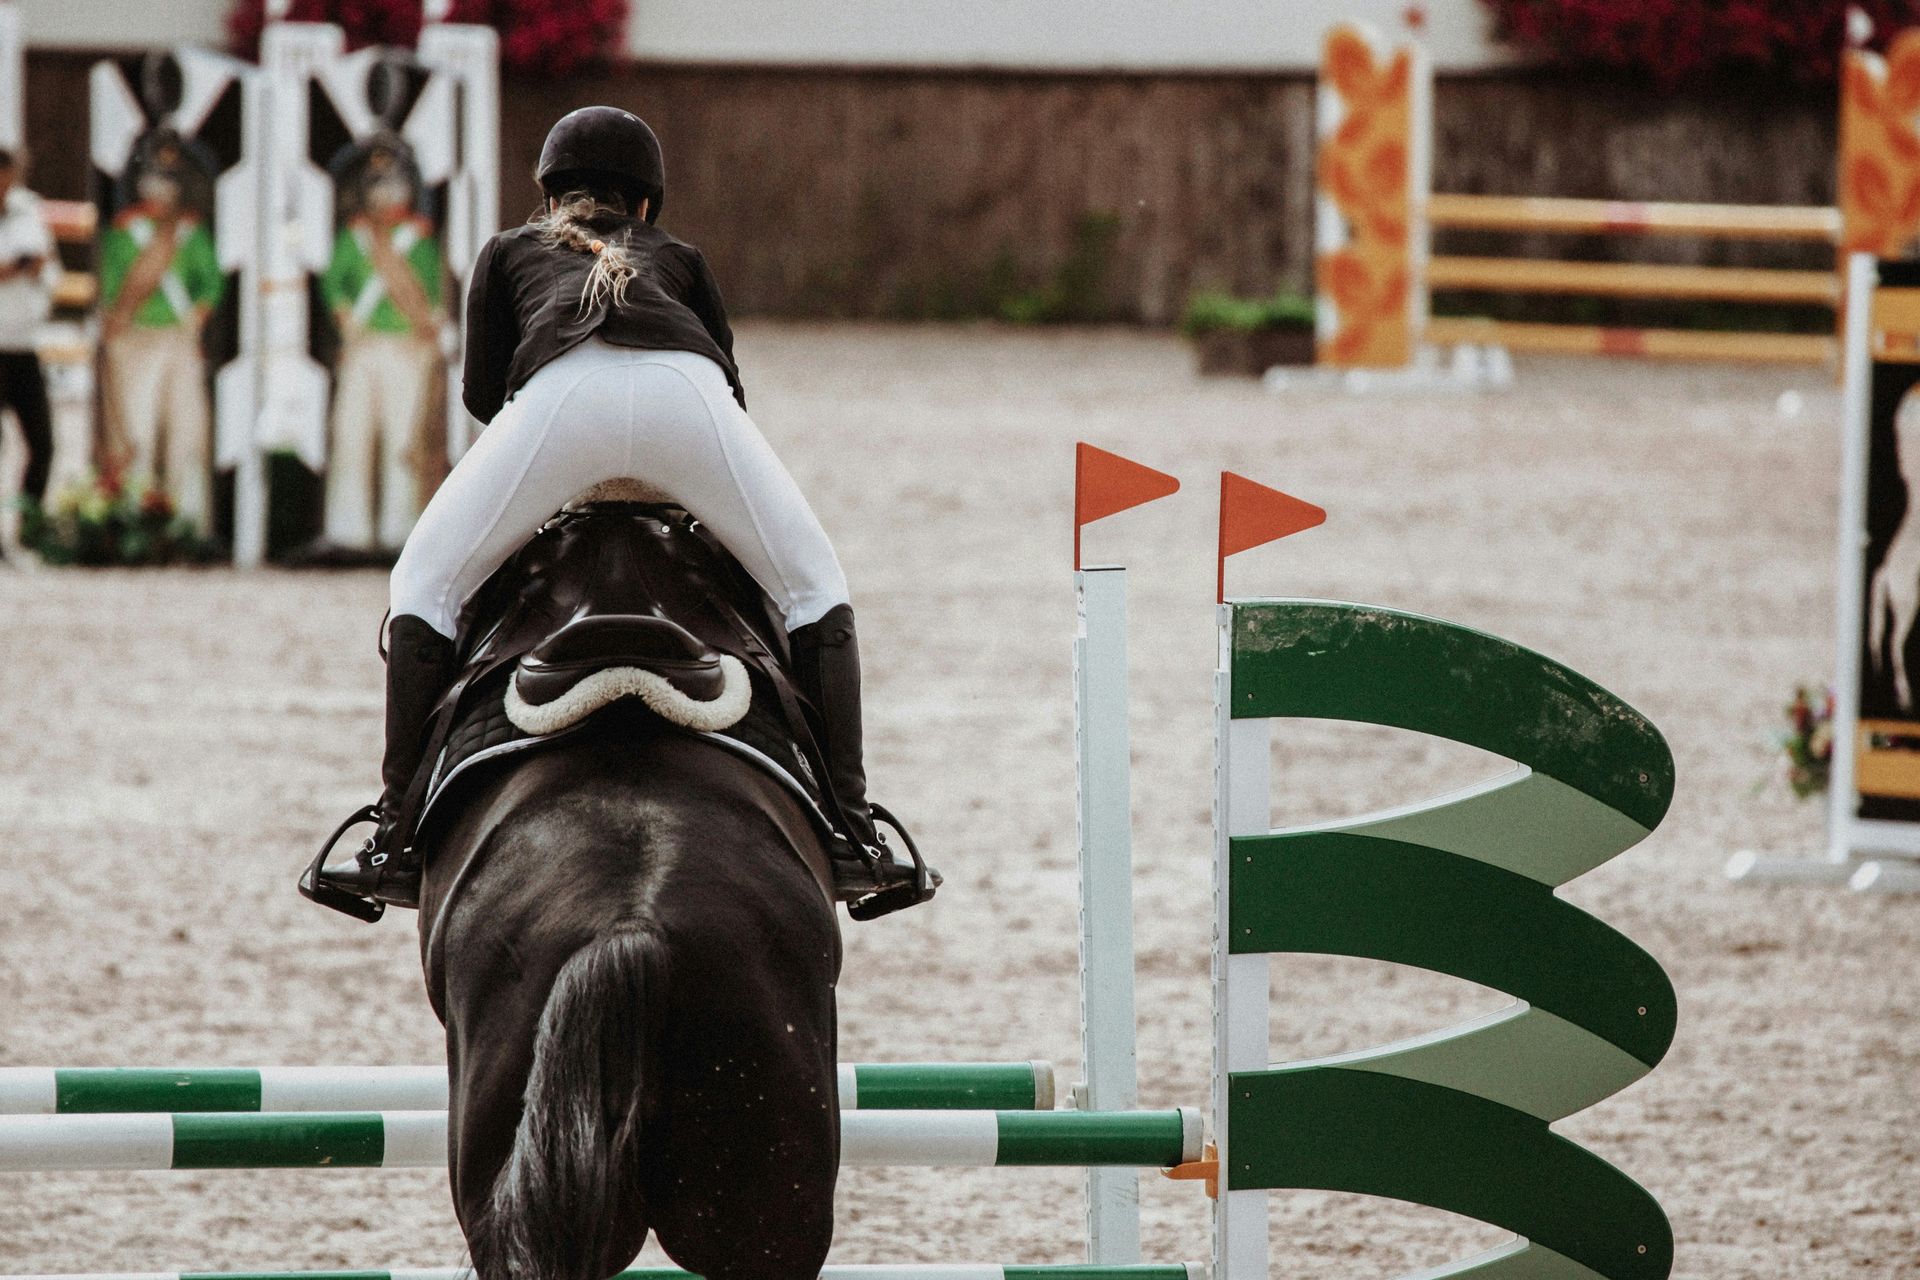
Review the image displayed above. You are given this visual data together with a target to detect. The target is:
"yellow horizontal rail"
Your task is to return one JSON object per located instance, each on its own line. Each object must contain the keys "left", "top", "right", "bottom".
{"left": 1427, "top": 315, "right": 1835, "bottom": 364}
{"left": 1428, "top": 193, "right": 1840, "bottom": 242}
{"left": 52, "top": 272, "right": 95, "bottom": 310}
{"left": 1857, "top": 720, "right": 1920, "bottom": 800}
{"left": 38, "top": 340, "right": 90, "bottom": 366}
{"left": 42, "top": 198, "right": 96, "bottom": 244}
{"left": 1427, "top": 255, "right": 1840, "bottom": 305}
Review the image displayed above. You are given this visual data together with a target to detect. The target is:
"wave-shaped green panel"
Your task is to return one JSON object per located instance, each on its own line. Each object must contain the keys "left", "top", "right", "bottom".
{"left": 1222, "top": 598, "right": 1676, "bottom": 1280}
{"left": 1229, "top": 831, "right": 1675, "bottom": 1070}
{"left": 1227, "top": 1067, "right": 1672, "bottom": 1280}
{"left": 1227, "top": 600, "right": 1673, "bottom": 830}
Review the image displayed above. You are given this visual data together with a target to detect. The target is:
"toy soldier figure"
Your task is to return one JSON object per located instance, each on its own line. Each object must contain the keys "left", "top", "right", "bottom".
{"left": 320, "top": 137, "right": 445, "bottom": 554}
{"left": 98, "top": 133, "right": 223, "bottom": 529}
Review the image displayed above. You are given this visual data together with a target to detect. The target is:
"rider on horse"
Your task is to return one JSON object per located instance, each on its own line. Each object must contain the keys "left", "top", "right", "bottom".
{"left": 314, "top": 107, "right": 914, "bottom": 915}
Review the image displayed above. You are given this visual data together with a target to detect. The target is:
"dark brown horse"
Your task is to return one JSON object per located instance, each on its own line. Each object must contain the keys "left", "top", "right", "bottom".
{"left": 410, "top": 510, "right": 847, "bottom": 1280}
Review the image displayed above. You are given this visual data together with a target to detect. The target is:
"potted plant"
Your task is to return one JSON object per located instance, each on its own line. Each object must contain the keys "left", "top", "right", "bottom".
{"left": 17, "top": 472, "right": 219, "bottom": 567}
{"left": 1180, "top": 290, "right": 1316, "bottom": 376}
{"left": 1776, "top": 684, "right": 1834, "bottom": 799}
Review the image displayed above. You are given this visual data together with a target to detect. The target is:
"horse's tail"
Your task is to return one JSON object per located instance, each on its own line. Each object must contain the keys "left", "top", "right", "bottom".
{"left": 468, "top": 929, "right": 668, "bottom": 1280}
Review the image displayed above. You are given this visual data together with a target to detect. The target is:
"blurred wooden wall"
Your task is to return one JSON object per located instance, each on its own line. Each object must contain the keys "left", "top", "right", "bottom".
{"left": 23, "top": 49, "right": 1842, "bottom": 323}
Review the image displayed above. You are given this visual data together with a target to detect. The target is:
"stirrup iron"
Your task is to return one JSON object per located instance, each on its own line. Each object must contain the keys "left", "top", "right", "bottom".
{"left": 297, "top": 804, "right": 387, "bottom": 924}
{"left": 846, "top": 802, "right": 940, "bottom": 922}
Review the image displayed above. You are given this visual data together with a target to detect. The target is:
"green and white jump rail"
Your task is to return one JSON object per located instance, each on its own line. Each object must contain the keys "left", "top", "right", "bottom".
{"left": 0, "top": 1061, "right": 1054, "bottom": 1115}
{"left": 0, "top": 1107, "right": 1201, "bottom": 1172}
{"left": 1213, "top": 599, "right": 1677, "bottom": 1280}
{"left": 5, "top": 1269, "right": 1202, "bottom": 1280}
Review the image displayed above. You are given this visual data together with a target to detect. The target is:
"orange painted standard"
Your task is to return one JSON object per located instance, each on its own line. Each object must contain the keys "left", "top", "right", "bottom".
{"left": 1839, "top": 30, "right": 1920, "bottom": 257}
{"left": 1316, "top": 23, "right": 1416, "bottom": 369}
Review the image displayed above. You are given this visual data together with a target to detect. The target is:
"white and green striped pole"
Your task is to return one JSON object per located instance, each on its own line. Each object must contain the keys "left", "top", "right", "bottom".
{"left": 0, "top": 1067, "right": 446, "bottom": 1115}
{"left": 0, "top": 1107, "right": 1202, "bottom": 1172}
{"left": 5, "top": 1269, "right": 1203, "bottom": 1280}
{"left": 0, "top": 1062, "right": 1054, "bottom": 1116}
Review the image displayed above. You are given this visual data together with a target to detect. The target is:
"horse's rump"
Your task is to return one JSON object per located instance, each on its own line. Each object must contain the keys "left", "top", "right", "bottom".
{"left": 419, "top": 727, "right": 842, "bottom": 1280}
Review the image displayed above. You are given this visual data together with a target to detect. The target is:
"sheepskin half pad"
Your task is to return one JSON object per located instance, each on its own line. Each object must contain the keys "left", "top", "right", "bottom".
{"left": 504, "top": 653, "right": 753, "bottom": 737}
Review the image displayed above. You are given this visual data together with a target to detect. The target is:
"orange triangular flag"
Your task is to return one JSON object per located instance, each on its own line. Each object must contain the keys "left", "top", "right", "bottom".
{"left": 1074, "top": 443, "right": 1180, "bottom": 568}
{"left": 1217, "top": 471, "right": 1326, "bottom": 600}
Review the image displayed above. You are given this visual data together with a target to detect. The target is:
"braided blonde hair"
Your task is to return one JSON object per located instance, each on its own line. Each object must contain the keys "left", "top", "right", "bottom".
{"left": 531, "top": 188, "right": 640, "bottom": 314}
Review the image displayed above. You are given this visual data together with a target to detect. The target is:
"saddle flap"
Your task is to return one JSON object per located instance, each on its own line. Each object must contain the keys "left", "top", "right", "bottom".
{"left": 506, "top": 612, "right": 751, "bottom": 736}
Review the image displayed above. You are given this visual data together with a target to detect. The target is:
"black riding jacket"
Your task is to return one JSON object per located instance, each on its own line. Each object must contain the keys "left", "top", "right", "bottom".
{"left": 462, "top": 213, "right": 744, "bottom": 425}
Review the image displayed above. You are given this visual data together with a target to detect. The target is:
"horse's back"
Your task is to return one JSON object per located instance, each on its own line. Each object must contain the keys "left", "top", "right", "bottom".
{"left": 419, "top": 723, "right": 842, "bottom": 1280}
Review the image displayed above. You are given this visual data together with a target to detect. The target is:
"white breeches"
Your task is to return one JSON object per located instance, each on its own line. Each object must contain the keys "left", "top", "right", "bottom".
{"left": 107, "top": 327, "right": 210, "bottom": 528}
{"left": 325, "top": 332, "right": 440, "bottom": 551}
{"left": 391, "top": 339, "right": 849, "bottom": 641}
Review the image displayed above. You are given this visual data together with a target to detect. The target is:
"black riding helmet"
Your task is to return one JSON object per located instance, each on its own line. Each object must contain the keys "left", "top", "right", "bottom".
{"left": 536, "top": 106, "right": 664, "bottom": 224}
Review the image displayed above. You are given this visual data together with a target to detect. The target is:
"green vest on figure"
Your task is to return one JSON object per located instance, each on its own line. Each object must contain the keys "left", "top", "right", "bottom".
{"left": 322, "top": 215, "right": 444, "bottom": 336}
{"left": 99, "top": 210, "right": 225, "bottom": 328}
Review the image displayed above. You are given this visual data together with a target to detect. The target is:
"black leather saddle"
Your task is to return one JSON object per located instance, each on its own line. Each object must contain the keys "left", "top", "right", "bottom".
{"left": 402, "top": 502, "right": 829, "bottom": 849}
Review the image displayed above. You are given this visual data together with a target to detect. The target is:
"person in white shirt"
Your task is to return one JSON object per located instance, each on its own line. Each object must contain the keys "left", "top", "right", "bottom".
{"left": 0, "top": 149, "right": 54, "bottom": 511}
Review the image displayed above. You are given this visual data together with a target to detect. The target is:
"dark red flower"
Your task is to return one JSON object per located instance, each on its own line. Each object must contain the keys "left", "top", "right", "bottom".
{"left": 1482, "top": 0, "right": 1920, "bottom": 88}
{"left": 227, "top": 0, "right": 627, "bottom": 77}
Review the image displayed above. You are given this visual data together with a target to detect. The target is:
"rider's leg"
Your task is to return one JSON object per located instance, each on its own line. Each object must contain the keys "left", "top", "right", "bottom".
{"left": 320, "top": 613, "right": 457, "bottom": 908}
{"left": 787, "top": 602, "right": 874, "bottom": 841}
{"left": 615, "top": 353, "right": 903, "bottom": 885}
{"left": 388, "top": 352, "right": 641, "bottom": 640}
{"left": 610, "top": 352, "right": 849, "bottom": 631}
{"left": 326, "top": 349, "right": 639, "bottom": 904}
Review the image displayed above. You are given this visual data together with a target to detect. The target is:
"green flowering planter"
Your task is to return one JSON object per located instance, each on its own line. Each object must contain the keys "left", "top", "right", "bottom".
{"left": 1192, "top": 327, "right": 1315, "bottom": 376}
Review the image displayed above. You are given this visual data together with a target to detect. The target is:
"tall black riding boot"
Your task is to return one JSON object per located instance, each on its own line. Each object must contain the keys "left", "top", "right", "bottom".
{"left": 789, "top": 604, "right": 937, "bottom": 916}
{"left": 317, "top": 615, "right": 457, "bottom": 910}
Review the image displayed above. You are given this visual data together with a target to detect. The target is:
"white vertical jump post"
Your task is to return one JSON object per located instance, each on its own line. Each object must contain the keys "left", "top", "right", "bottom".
{"left": 1210, "top": 472, "right": 1327, "bottom": 1279}
{"left": 1211, "top": 665, "right": 1270, "bottom": 1280}
{"left": 1070, "top": 442, "right": 1178, "bottom": 1265}
{"left": 1728, "top": 253, "right": 1920, "bottom": 893}
{"left": 223, "top": 65, "right": 268, "bottom": 569}
{"left": 240, "top": 13, "right": 345, "bottom": 566}
{"left": 417, "top": 0, "right": 499, "bottom": 464}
